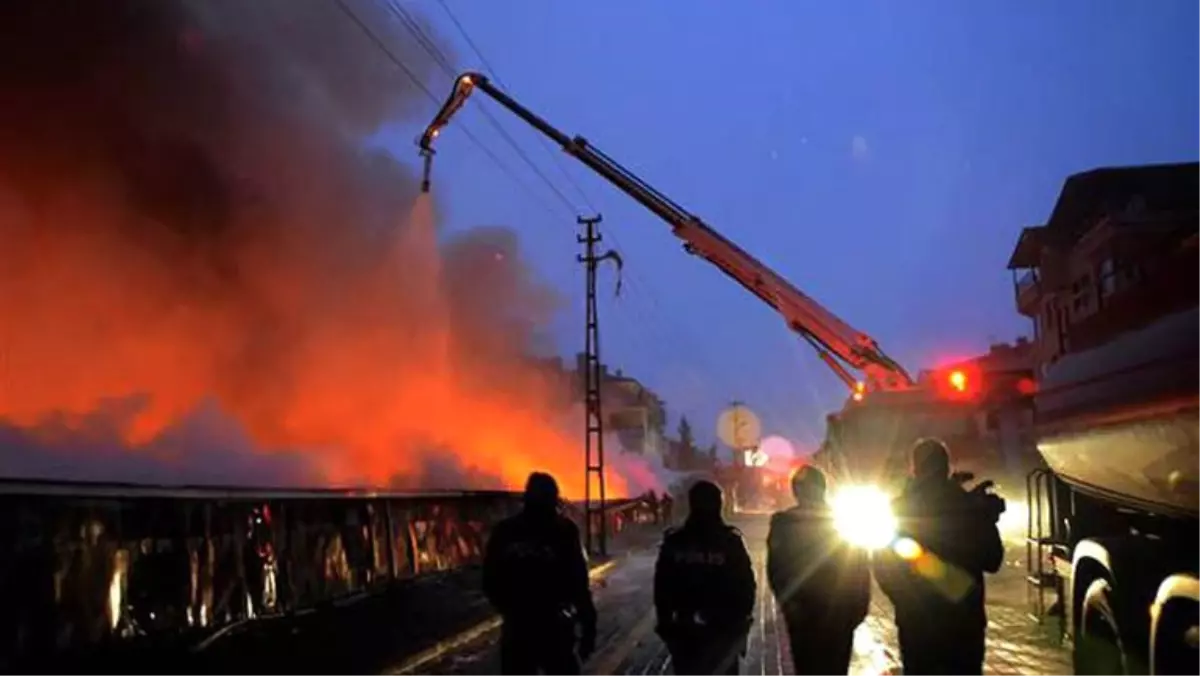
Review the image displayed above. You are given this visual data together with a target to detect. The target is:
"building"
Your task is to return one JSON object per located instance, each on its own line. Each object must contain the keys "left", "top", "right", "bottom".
{"left": 524, "top": 355, "right": 578, "bottom": 402}
{"left": 572, "top": 354, "right": 668, "bottom": 459}
{"left": 523, "top": 354, "right": 669, "bottom": 459}
{"left": 1007, "top": 162, "right": 1199, "bottom": 370}
{"left": 661, "top": 438, "right": 689, "bottom": 471}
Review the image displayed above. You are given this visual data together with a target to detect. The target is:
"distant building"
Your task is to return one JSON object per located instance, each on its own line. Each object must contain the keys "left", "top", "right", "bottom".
{"left": 523, "top": 354, "right": 667, "bottom": 458}
{"left": 661, "top": 438, "right": 688, "bottom": 471}
{"left": 524, "top": 355, "right": 577, "bottom": 402}
{"left": 1006, "top": 162, "right": 1199, "bottom": 370}
{"left": 572, "top": 354, "right": 668, "bottom": 459}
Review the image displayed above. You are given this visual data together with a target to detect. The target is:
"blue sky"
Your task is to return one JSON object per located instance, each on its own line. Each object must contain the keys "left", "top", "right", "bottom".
{"left": 378, "top": 0, "right": 1198, "bottom": 452}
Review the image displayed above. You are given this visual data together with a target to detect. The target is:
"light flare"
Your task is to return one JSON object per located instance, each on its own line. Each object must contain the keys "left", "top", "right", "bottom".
{"left": 892, "top": 536, "right": 923, "bottom": 561}
{"left": 831, "top": 485, "right": 897, "bottom": 550}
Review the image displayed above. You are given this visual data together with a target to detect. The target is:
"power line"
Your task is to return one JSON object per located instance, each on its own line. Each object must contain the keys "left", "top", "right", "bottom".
{"left": 334, "top": 0, "right": 571, "bottom": 221}
{"left": 417, "top": 1, "right": 775, "bottom": 426}
{"left": 384, "top": 1, "right": 454, "bottom": 73}
{"left": 352, "top": 1, "right": 786, "bottom": 436}
{"left": 420, "top": 3, "right": 694, "bottom": 349}
{"left": 431, "top": 0, "right": 598, "bottom": 213}
{"left": 384, "top": 0, "right": 579, "bottom": 214}
{"left": 337, "top": 0, "right": 437, "bottom": 101}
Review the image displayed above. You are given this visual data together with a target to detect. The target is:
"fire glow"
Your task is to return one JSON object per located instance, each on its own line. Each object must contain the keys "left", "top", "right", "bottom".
{"left": 0, "top": 0, "right": 646, "bottom": 499}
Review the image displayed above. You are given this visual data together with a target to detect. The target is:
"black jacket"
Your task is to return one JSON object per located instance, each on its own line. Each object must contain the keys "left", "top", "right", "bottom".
{"left": 482, "top": 510, "right": 597, "bottom": 630}
{"left": 875, "top": 477, "right": 1004, "bottom": 630}
{"left": 766, "top": 503, "right": 871, "bottom": 631}
{"left": 654, "top": 518, "right": 756, "bottom": 636}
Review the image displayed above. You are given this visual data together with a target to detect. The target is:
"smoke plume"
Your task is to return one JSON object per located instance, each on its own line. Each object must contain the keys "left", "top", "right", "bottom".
{"left": 0, "top": 0, "right": 635, "bottom": 497}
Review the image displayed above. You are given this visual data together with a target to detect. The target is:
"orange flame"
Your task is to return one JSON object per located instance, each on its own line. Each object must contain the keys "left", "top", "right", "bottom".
{"left": 0, "top": 194, "right": 629, "bottom": 498}
{"left": 0, "top": 0, "right": 643, "bottom": 499}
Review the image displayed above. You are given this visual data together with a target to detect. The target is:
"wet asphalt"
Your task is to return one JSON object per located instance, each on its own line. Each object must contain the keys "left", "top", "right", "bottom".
{"left": 412, "top": 514, "right": 1071, "bottom": 675}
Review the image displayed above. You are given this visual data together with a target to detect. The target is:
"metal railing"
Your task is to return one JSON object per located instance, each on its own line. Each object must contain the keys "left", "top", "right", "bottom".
{"left": 1015, "top": 270, "right": 1039, "bottom": 302}
{"left": 1024, "top": 468, "right": 1067, "bottom": 641}
{"left": 0, "top": 481, "right": 660, "bottom": 667}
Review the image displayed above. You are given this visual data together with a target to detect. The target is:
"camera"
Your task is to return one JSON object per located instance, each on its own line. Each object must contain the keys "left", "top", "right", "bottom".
{"left": 952, "top": 472, "right": 1007, "bottom": 524}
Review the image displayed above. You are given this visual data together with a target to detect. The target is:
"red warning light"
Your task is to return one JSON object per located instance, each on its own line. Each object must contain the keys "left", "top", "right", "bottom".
{"left": 933, "top": 364, "right": 982, "bottom": 400}
{"left": 948, "top": 370, "right": 968, "bottom": 392}
{"left": 1016, "top": 377, "right": 1038, "bottom": 396}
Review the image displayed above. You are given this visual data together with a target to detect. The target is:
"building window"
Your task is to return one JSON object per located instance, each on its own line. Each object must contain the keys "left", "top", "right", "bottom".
{"left": 1057, "top": 308, "right": 1070, "bottom": 352}
{"left": 1071, "top": 273, "right": 1093, "bottom": 317}
{"left": 1099, "top": 258, "right": 1117, "bottom": 298}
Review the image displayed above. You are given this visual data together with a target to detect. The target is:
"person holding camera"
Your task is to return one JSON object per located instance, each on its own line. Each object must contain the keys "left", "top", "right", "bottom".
{"left": 874, "top": 438, "right": 1005, "bottom": 675}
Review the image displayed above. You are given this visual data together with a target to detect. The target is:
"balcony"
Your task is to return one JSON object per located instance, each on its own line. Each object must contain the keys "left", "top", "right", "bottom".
{"left": 1014, "top": 269, "right": 1041, "bottom": 315}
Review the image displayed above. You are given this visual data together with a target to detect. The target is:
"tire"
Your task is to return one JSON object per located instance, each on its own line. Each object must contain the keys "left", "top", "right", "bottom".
{"left": 1152, "top": 600, "right": 1199, "bottom": 675}
{"left": 1075, "top": 576, "right": 1129, "bottom": 675}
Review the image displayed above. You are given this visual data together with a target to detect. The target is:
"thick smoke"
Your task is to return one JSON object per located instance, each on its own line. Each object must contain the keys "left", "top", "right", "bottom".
{"left": 0, "top": 0, "right": 637, "bottom": 497}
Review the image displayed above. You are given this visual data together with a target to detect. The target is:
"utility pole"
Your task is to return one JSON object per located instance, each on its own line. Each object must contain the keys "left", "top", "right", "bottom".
{"left": 578, "top": 214, "right": 622, "bottom": 557}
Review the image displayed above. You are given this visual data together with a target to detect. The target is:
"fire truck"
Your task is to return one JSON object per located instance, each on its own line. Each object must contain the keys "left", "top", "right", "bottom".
{"left": 716, "top": 461, "right": 792, "bottom": 515}
{"left": 416, "top": 72, "right": 1028, "bottom": 495}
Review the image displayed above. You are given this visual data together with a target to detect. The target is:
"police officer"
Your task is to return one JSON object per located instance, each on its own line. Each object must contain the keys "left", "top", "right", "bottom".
{"left": 483, "top": 472, "right": 597, "bottom": 675}
{"left": 766, "top": 466, "right": 870, "bottom": 675}
{"left": 874, "top": 438, "right": 1005, "bottom": 675}
{"left": 654, "top": 480, "right": 756, "bottom": 675}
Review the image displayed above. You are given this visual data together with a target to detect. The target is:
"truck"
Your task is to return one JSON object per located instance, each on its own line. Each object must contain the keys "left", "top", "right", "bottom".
{"left": 1026, "top": 302, "right": 1198, "bottom": 674}
{"left": 415, "top": 71, "right": 1028, "bottom": 495}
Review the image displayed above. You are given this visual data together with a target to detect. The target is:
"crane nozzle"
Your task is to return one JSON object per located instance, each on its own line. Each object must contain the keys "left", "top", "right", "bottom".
{"left": 419, "top": 147, "right": 434, "bottom": 194}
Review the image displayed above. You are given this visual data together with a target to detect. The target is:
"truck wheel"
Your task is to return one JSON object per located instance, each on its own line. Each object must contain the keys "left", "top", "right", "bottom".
{"left": 1152, "top": 600, "right": 1199, "bottom": 675}
{"left": 1076, "top": 577, "right": 1129, "bottom": 675}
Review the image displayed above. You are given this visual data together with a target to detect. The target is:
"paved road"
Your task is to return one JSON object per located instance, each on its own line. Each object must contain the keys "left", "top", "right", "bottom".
{"left": 404, "top": 514, "right": 1071, "bottom": 675}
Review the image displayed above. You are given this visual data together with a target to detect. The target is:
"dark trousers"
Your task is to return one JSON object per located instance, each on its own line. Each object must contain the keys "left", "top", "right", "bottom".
{"left": 666, "top": 633, "right": 745, "bottom": 675}
{"left": 499, "top": 619, "right": 580, "bottom": 675}
{"left": 897, "top": 622, "right": 986, "bottom": 675}
{"left": 785, "top": 621, "right": 856, "bottom": 675}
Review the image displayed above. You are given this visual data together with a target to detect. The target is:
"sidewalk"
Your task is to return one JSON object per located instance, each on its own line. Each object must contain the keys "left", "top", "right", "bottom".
{"left": 414, "top": 515, "right": 1073, "bottom": 676}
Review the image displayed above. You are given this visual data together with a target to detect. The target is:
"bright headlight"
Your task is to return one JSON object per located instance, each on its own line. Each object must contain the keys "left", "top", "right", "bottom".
{"left": 998, "top": 499, "right": 1027, "bottom": 533}
{"left": 831, "top": 485, "right": 897, "bottom": 550}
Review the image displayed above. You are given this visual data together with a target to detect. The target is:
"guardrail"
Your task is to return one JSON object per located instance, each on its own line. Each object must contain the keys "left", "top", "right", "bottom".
{"left": 0, "top": 479, "right": 657, "bottom": 668}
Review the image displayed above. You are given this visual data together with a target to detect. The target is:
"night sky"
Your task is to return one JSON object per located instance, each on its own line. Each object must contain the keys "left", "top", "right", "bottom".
{"left": 378, "top": 0, "right": 1198, "bottom": 454}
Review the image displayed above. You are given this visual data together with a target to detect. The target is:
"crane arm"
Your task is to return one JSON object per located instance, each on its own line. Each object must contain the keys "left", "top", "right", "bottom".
{"left": 419, "top": 72, "right": 914, "bottom": 393}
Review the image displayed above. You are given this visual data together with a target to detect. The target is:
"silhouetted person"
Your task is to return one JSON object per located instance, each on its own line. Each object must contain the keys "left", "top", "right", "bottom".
{"left": 654, "top": 480, "right": 756, "bottom": 675}
{"left": 766, "top": 466, "right": 870, "bottom": 674}
{"left": 875, "top": 439, "right": 1005, "bottom": 675}
{"left": 483, "top": 473, "right": 597, "bottom": 675}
